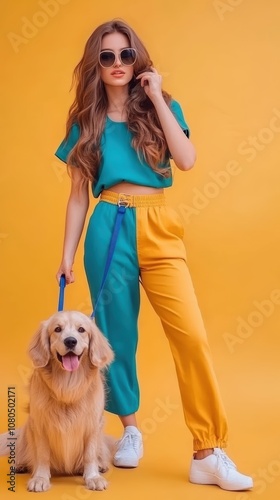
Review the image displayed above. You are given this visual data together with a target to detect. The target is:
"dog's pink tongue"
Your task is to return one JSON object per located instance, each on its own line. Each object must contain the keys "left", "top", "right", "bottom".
{"left": 62, "top": 353, "right": 79, "bottom": 372}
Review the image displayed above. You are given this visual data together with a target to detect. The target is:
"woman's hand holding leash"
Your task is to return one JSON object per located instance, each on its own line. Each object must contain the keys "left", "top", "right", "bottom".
{"left": 56, "top": 263, "right": 75, "bottom": 285}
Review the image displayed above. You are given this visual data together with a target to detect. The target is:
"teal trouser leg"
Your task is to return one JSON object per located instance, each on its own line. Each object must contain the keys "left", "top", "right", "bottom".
{"left": 84, "top": 201, "right": 140, "bottom": 415}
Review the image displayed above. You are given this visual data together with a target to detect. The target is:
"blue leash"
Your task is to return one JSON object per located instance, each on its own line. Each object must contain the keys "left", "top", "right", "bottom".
{"left": 90, "top": 204, "right": 126, "bottom": 318}
{"left": 58, "top": 204, "right": 126, "bottom": 317}
{"left": 58, "top": 274, "right": 66, "bottom": 311}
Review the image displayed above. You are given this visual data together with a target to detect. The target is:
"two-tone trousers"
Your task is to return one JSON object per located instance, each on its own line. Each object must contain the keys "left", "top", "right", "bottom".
{"left": 84, "top": 190, "right": 228, "bottom": 450}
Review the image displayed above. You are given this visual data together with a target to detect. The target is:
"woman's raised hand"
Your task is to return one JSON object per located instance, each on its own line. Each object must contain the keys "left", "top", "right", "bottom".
{"left": 136, "top": 67, "right": 163, "bottom": 102}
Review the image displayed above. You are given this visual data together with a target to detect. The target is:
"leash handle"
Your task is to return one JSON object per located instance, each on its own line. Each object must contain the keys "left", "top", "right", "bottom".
{"left": 58, "top": 274, "right": 66, "bottom": 311}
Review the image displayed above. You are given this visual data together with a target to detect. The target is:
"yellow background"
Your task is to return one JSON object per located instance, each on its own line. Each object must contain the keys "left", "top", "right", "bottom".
{"left": 1, "top": 0, "right": 280, "bottom": 498}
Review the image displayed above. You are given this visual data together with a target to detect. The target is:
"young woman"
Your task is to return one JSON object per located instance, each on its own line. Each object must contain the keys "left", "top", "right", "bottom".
{"left": 55, "top": 19, "right": 253, "bottom": 491}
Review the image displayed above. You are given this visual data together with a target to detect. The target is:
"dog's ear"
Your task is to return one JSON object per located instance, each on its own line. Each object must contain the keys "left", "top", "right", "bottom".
{"left": 89, "top": 319, "right": 114, "bottom": 368}
{"left": 28, "top": 320, "right": 50, "bottom": 368}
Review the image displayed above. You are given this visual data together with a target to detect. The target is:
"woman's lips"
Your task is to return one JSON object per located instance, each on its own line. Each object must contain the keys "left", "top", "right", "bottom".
{"left": 111, "top": 71, "right": 125, "bottom": 77}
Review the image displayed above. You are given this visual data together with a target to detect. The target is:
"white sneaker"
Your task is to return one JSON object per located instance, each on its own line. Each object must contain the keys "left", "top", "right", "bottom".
{"left": 113, "top": 426, "right": 143, "bottom": 468}
{"left": 189, "top": 448, "right": 253, "bottom": 491}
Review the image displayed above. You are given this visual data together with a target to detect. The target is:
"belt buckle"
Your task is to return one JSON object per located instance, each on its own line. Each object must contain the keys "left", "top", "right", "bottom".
{"left": 118, "top": 193, "right": 131, "bottom": 208}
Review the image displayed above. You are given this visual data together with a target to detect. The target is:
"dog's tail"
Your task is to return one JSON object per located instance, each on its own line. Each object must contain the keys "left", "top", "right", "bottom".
{"left": 0, "top": 428, "right": 21, "bottom": 456}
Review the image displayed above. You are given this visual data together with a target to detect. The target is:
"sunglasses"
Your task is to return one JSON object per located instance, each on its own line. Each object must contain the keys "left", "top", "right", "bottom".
{"left": 99, "top": 48, "right": 137, "bottom": 68}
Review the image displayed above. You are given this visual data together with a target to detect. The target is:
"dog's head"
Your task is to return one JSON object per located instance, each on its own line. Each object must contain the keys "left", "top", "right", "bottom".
{"left": 28, "top": 311, "right": 114, "bottom": 371}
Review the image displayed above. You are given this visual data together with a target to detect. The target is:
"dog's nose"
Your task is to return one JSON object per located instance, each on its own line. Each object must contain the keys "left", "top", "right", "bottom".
{"left": 64, "top": 337, "right": 78, "bottom": 349}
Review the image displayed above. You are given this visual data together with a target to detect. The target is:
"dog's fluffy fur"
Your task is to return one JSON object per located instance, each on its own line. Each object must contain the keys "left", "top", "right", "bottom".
{"left": 0, "top": 311, "right": 114, "bottom": 492}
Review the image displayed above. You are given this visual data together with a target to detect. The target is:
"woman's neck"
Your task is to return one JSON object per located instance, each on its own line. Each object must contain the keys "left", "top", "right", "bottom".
{"left": 105, "top": 85, "right": 128, "bottom": 115}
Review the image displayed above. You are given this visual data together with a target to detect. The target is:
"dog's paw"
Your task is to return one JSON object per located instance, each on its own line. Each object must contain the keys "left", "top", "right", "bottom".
{"left": 27, "top": 476, "right": 50, "bottom": 492}
{"left": 85, "top": 475, "right": 108, "bottom": 491}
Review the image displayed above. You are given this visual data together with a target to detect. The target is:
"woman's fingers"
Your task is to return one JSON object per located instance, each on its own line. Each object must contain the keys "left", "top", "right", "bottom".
{"left": 56, "top": 268, "right": 75, "bottom": 285}
{"left": 135, "top": 68, "right": 162, "bottom": 97}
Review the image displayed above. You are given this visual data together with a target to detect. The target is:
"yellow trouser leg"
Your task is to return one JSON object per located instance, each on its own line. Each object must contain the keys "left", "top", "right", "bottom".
{"left": 138, "top": 205, "right": 228, "bottom": 450}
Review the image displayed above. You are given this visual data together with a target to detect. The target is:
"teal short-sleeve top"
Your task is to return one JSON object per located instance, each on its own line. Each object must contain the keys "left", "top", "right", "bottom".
{"left": 55, "top": 99, "right": 189, "bottom": 198}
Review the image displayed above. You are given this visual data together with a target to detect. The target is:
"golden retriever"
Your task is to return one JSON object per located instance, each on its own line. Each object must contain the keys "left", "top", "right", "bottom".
{"left": 0, "top": 311, "right": 114, "bottom": 492}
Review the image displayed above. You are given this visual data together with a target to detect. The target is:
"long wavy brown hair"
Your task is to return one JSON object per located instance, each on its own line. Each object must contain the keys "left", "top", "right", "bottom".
{"left": 65, "top": 19, "right": 172, "bottom": 182}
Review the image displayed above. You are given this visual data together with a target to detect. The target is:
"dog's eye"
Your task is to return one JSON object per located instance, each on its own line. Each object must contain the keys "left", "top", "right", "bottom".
{"left": 78, "top": 327, "right": 85, "bottom": 333}
{"left": 54, "top": 326, "right": 62, "bottom": 332}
